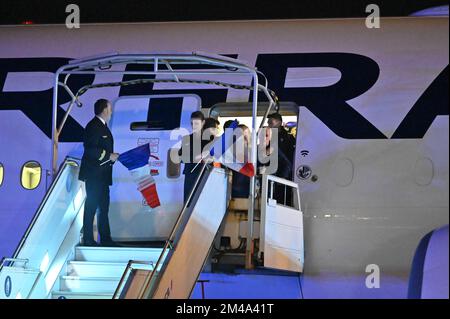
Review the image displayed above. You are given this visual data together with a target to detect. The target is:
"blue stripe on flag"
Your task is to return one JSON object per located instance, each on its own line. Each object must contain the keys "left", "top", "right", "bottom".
{"left": 118, "top": 143, "right": 150, "bottom": 170}
{"left": 210, "top": 120, "right": 239, "bottom": 157}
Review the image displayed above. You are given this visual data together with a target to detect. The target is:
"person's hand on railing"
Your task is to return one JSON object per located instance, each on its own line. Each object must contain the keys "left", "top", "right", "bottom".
{"left": 109, "top": 153, "right": 120, "bottom": 162}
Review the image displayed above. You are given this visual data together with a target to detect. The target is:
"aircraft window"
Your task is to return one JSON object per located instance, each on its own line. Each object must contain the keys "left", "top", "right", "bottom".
{"left": 0, "top": 163, "right": 3, "bottom": 186}
{"left": 21, "top": 161, "right": 41, "bottom": 190}
{"left": 167, "top": 148, "right": 181, "bottom": 179}
{"left": 130, "top": 97, "right": 183, "bottom": 131}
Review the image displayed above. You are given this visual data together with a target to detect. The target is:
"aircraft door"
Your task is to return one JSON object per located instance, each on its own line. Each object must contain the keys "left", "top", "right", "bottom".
{"left": 109, "top": 94, "right": 200, "bottom": 241}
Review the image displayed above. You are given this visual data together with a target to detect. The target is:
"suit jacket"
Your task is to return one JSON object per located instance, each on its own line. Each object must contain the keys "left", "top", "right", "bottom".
{"left": 178, "top": 132, "right": 210, "bottom": 175}
{"left": 78, "top": 117, "right": 114, "bottom": 185}
{"left": 258, "top": 147, "right": 293, "bottom": 180}
{"left": 275, "top": 127, "right": 296, "bottom": 163}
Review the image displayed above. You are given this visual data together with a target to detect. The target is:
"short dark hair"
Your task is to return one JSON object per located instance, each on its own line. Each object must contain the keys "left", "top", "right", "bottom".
{"left": 223, "top": 119, "right": 238, "bottom": 130}
{"left": 94, "top": 99, "right": 110, "bottom": 115}
{"left": 204, "top": 117, "right": 220, "bottom": 130}
{"left": 267, "top": 112, "right": 282, "bottom": 122}
{"left": 190, "top": 111, "right": 205, "bottom": 121}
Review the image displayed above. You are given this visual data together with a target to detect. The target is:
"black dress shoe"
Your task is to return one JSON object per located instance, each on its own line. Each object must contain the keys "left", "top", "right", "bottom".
{"left": 100, "top": 240, "right": 121, "bottom": 247}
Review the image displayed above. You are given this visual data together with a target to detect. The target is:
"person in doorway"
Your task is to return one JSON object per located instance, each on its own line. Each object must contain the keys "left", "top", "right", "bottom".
{"left": 231, "top": 124, "right": 251, "bottom": 199}
{"left": 203, "top": 117, "right": 221, "bottom": 142}
{"left": 223, "top": 119, "right": 237, "bottom": 131}
{"left": 78, "top": 99, "right": 120, "bottom": 247}
{"left": 267, "top": 112, "right": 296, "bottom": 168}
{"left": 258, "top": 126, "right": 293, "bottom": 206}
{"left": 178, "top": 111, "right": 208, "bottom": 203}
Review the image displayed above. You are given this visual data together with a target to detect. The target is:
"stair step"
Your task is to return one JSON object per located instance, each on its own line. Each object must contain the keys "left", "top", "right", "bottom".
{"left": 52, "top": 290, "right": 113, "bottom": 299}
{"left": 75, "top": 246, "right": 163, "bottom": 263}
{"left": 60, "top": 276, "right": 120, "bottom": 293}
{"left": 67, "top": 261, "right": 128, "bottom": 277}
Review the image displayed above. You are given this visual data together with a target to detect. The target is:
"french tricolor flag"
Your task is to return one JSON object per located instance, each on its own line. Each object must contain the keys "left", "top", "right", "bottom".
{"left": 118, "top": 143, "right": 161, "bottom": 208}
{"left": 209, "top": 120, "right": 255, "bottom": 177}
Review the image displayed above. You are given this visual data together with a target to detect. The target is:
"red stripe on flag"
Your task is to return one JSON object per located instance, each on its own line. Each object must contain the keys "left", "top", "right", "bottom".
{"left": 140, "top": 183, "right": 161, "bottom": 208}
{"left": 239, "top": 162, "right": 255, "bottom": 177}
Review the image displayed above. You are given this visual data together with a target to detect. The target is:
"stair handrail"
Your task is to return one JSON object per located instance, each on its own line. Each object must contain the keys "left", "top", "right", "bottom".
{"left": 0, "top": 156, "right": 81, "bottom": 272}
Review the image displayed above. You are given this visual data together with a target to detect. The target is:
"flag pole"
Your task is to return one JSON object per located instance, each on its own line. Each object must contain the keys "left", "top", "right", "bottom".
{"left": 246, "top": 71, "right": 259, "bottom": 270}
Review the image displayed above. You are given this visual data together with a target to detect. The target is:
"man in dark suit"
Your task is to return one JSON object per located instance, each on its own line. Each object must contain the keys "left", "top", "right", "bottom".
{"left": 268, "top": 112, "right": 296, "bottom": 167}
{"left": 79, "top": 99, "right": 120, "bottom": 246}
{"left": 258, "top": 126, "right": 293, "bottom": 206}
{"left": 178, "top": 111, "right": 207, "bottom": 203}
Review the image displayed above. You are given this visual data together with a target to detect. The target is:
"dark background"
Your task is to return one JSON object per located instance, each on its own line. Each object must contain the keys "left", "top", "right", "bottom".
{"left": 0, "top": 0, "right": 448, "bottom": 25}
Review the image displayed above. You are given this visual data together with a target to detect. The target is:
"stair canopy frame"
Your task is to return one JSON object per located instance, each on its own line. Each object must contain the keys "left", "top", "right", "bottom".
{"left": 51, "top": 51, "right": 279, "bottom": 270}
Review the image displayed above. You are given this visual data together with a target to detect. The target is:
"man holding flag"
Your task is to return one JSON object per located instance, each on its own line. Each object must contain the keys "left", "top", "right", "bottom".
{"left": 79, "top": 99, "right": 120, "bottom": 247}
{"left": 178, "top": 111, "right": 207, "bottom": 203}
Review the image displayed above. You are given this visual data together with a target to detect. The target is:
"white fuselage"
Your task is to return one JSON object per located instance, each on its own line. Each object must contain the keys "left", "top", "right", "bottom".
{"left": 0, "top": 17, "right": 448, "bottom": 298}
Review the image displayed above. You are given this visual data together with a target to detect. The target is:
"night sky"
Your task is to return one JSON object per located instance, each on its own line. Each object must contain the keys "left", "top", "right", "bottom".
{"left": 0, "top": 0, "right": 448, "bottom": 25}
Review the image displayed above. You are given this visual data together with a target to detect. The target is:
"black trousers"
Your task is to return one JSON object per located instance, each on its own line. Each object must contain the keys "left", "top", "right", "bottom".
{"left": 83, "top": 179, "right": 112, "bottom": 243}
{"left": 183, "top": 163, "right": 202, "bottom": 203}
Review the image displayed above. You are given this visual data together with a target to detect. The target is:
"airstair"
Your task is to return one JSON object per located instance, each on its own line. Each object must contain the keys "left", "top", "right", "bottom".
{"left": 0, "top": 158, "right": 162, "bottom": 299}
{"left": 0, "top": 158, "right": 229, "bottom": 298}
{"left": 51, "top": 246, "right": 161, "bottom": 299}
{"left": 113, "top": 163, "right": 304, "bottom": 299}
{"left": 0, "top": 155, "right": 303, "bottom": 299}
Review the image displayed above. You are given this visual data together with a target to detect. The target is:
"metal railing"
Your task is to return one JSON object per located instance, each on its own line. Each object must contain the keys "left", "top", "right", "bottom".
{"left": 263, "top": 174, "right": 301, "bottom": 210}
{"left": 113, "top": 260, "right": 155, "bottom": 298}
{"left": 0, "top": 157, "right": 80, "bottom": 272}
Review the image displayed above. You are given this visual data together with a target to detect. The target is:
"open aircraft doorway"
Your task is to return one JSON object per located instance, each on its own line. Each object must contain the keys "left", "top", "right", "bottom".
{"left": 210, "top": 101, "right": 299, "bottom": 132}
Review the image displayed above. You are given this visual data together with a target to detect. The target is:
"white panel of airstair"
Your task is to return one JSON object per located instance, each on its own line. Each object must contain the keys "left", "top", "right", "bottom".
{"left": 75, "top": 246, "right": 162, "bottom": 263}
{"left": 60, "top": 276, "right": 120, "bottom": 293}
{"left": 67, "top": 261, "right": 128, "bottom": 277}
{"left": 260, "top": 175, "right": 304, "bottom": 273}
{"left": 51, "top": 246, "right": 163, "bottom": 299}
{"left": 52, "top": 291, "right": 114, "bottom": 299}
{"left": 150, "top": 168, "right": 229, "bottom": 299}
